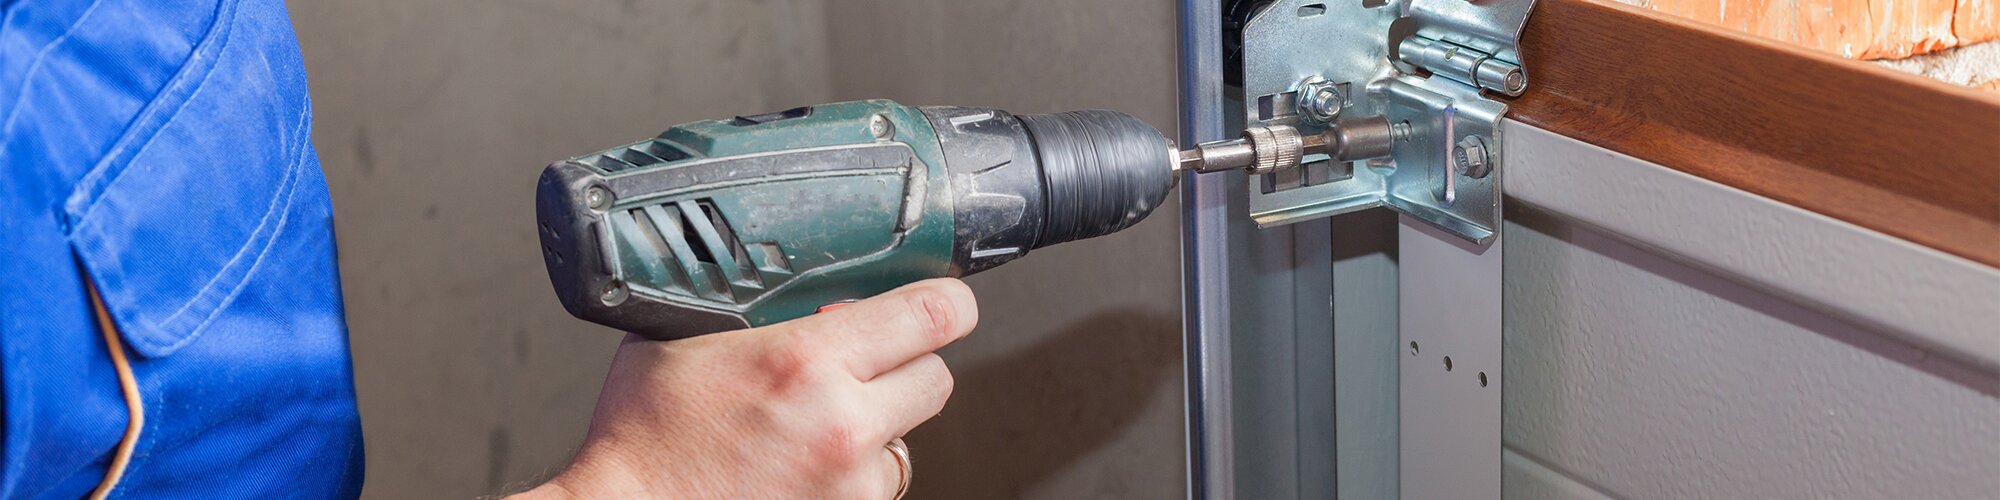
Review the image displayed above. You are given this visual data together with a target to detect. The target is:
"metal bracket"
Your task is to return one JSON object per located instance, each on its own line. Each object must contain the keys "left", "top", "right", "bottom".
{"left": 1240, "top": 0, "right": 1534, "bottom": 244}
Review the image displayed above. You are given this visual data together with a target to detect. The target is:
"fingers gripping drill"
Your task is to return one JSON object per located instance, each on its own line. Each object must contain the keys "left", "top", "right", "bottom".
{"left": 536, "top": 99, "right": 1368, "bottom": 339}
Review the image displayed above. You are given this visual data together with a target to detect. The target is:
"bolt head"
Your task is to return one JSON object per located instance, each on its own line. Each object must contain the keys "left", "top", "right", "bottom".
{"left": 601, "top": 280, "right": 630, "bottom": 306}
{"left": 1294, "top": 77, "right": 1344, "bottom": 125}
{"left": 1454, "top": 136, "right": 1491, "bottom": 179}
{"left": 585, "top": 186, "right": 612, "bottom": 211}
{"left": 1312, "top": 89, "right": 1340, "bottom": 110}
{"left": 869, "top": 114, "right": 895, "bottom": 140}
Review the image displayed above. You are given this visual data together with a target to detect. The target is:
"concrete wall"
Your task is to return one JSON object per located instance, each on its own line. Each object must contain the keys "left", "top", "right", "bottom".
{"left": 823, "top": 2, "right": 1185, "bottom": 498}
{"left": 288, "top": 0, "right": 1184, "bottom": 497}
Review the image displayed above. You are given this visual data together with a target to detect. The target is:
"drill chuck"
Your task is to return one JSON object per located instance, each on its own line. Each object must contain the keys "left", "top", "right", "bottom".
{"left": 921, "top": 107, "right": 1175, "bottom": 275}
{"left": 1020, "top": 111, "right": 1176, "bottom": 246}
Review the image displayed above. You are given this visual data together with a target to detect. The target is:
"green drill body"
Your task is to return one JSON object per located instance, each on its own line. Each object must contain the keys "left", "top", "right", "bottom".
{"left": 537, "top": 100, "right": 1173, "bottom": 339}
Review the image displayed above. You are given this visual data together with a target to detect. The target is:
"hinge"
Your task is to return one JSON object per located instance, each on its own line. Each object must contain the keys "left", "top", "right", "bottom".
{"left": 1239, "top": 0, "right": 1535, "bottom": 244}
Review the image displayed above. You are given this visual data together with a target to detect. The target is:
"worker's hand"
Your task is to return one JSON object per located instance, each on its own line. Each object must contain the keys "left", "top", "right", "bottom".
{"left": 512, "top": 278, "right": 977, "bottom": 499}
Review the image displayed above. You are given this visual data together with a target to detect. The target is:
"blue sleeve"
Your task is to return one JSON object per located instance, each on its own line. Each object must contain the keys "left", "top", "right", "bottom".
{"left": 0, "top": 0, "right": 365, "bottom": 497}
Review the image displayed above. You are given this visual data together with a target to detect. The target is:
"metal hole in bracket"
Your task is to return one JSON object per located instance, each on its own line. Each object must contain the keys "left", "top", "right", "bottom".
{"left": 1409, "top": 341, "right": 1419, "bottom": 356}
{"left": 1297, "top": 3, "right": 1328, "bottom": 16}
{"left": 1302, "top": 159, "right": 1330, "bottom": 186}
{"left": 1362, "top": 0, "right": 1389, "bottom": 9}
{"left": 1443, "top": 356, "right": 1454, "bottom": 371}
{"left": 1302, "top": 156, "right": 1352, "bottom": 186}
{"left": 1478, "top": 372, "right": 1488, "bottom": 387}
{"left": 1255, "top": 91, "right": 1298, "bottom": 122}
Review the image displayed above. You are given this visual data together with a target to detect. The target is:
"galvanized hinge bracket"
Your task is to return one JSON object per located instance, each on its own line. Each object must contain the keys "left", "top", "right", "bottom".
{"left": 1239, "top": 0, "right": 1535, "bottom": 244}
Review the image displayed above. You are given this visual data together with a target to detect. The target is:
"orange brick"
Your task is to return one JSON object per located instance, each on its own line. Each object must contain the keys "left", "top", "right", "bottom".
{"left": 1617, "top": 0, "right": 1996, "bottom": 58}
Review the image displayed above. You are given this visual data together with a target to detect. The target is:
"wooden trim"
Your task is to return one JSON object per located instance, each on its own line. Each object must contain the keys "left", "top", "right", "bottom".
{"left": 1511, "top": 0, "right": 2000, "bottom": 268}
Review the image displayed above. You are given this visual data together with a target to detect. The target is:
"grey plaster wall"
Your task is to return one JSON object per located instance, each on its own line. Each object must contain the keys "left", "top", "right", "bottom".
{"left": 288, "top": 0, "right": 1184, "bottom": 497}
{"left": 824, "top": 2, "right": 1186, "bottom": 498}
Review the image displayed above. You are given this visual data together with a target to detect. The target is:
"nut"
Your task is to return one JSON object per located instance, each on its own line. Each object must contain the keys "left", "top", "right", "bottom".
{"left": 1453, "top": 135, "right": 1492, "bottom": 179}
{"left": 1295, "top": 77, "right": 1345, "bottom": 125}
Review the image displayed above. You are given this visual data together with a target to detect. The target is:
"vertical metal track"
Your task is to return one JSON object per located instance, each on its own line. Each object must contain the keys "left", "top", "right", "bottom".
{"left": 1398, "top": 216, "right": 1503, "bottom": 500}
{"left": 1182, "top": 2, "right": 1341, "bottom": 498}
{"left": 1178, "top": 1, "right": 1233, "bottom": 498}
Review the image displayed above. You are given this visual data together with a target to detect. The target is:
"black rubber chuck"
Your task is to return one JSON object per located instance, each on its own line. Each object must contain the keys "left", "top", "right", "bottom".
{"left": 1017, "top": 110, "right": 1176, "bottom": 248}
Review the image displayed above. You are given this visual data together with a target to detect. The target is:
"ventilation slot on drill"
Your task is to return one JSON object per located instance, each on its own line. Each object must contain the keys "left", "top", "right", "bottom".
{"left": 646, "top": 204, "right": 728, "bottom": 301}
{"left": 677, "top": 207, "right": 720, "bottom": 266}
{"left": 689, "top": 200, "right": 776, "bottom": 297}
{"left": 592, "top": 154, "right": 639, "bottom": 173}
{"left": 589, "top": 141, "right": 691, "bottom": 173}
{"left": 641, "top": 141, "right": 691, "bottom": 163}
{"left": 697, "top": 203, "right": 763, "bottom": 281}
{"left": 745, "top": 242, "right": 792, "bottom": 275}
{"left": 622, "top": 199, "right": 783, "bottom": 304}
{"left": 617, "top": 149, "right": 665, "bottom": 167}
{"left": 729, "top": 106, "right": 812, "bottom": 126}
{"left": 620, "top": 208, "right": 694, "bottom": 297}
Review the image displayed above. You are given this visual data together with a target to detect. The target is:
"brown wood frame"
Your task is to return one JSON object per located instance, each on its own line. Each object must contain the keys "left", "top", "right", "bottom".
{"left": 1512, "top": 0, "right": 2000, "bottom": 268}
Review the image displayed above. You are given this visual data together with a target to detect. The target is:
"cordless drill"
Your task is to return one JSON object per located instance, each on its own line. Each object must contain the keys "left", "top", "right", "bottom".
{"left": 537, "top": 99, "right": 1327, "bottom": 339}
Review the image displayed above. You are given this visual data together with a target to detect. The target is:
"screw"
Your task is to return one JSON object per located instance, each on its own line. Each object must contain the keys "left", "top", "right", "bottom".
{"left": 601, "top": 280, "right": 630, "bottom": 306}
{"left": 1454, "top": 135, "right": 1492, "bottom": 179}
{"left": 1392, "top": 121, "right": 1414, "bottom": 142}
{"left": 869, "top": 114, "right": 895, "bottom": 140}
{"left": 1294, "top": 77, "right": 1344, "bottom": 125}
{"left": 585, "top": 186, "right": 612, "bottom": 211}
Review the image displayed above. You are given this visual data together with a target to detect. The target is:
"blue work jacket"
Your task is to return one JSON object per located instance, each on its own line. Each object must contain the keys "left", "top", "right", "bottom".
{"left": 0, "top": 0, "right": 365, "bottom": 497}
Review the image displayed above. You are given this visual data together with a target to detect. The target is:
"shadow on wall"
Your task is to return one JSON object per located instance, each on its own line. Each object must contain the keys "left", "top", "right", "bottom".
{"left": 906, "top": 310, "right": 1181, "bottom": 499}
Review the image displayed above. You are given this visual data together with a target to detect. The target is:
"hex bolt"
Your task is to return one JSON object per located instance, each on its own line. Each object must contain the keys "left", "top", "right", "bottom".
{"left": 1454, "top": 135, "right": 1492, "bottom": 179}
{"left": 869, "top": 114, "right": 895, "bottom": 140}
{"left": 585, "top": 186, "right": 612, "bottom": 211}
{"left": 1294, "top": 77, "right": 1345, "bottom": 125}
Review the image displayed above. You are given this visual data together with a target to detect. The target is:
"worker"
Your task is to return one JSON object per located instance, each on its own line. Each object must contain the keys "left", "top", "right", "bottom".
{"left": 0, "top": 0, "right": 963, "bottom": 498}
